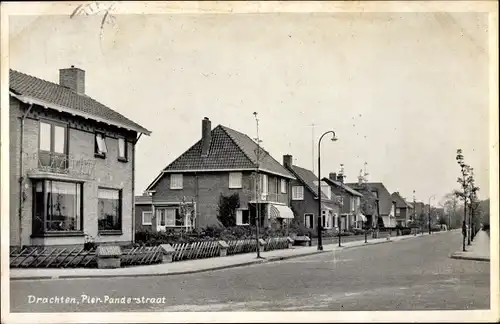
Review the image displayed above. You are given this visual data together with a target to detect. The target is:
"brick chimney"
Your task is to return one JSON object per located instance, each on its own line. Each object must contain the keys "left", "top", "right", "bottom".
{"left": 201, "top": 117, "right": 212, "bottom": 157}
{"left": 59, "top": 66, "right": 85, "bottom": 95}
{"left": 283, "top": 154, "right": 292, "bottom": 168}
{"left": 329, "top": 172, "right": 337, "bottom": 181}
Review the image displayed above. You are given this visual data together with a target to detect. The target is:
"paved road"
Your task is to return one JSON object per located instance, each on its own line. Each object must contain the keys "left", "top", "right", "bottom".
{"left": 10, "top": 231, "right": 490, "bottom": 312}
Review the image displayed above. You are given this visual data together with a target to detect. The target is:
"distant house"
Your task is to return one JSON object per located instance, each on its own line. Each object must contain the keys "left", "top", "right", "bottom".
{"left": 282, "top": 155, "right": 341, "bottom": 232}
{"left": 9, "top": 67, "right": 151, "bottom": 247}
{"left": 391, "top": 192, "right": 413, "bottom": 227}
{"left": 135, "top": 194, "right": 153, "bottom": 233}
{"left": 141, "top": 118, "right": 296, "bottom": 232}
{"left": 346, "top": 182, "right": 397, "bottom": 228}
{"left": 322, "top": 172, "right": 365, "bottom": 231}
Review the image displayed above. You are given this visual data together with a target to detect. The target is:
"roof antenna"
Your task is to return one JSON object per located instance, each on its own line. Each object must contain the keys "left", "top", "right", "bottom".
{"left": 363, "top": 162, "right": 369, "bottom": 183}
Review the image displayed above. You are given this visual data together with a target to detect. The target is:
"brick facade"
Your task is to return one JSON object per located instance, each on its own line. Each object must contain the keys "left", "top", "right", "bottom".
{"left": 147, "top": 171, "right": 291, "bottom": 229}
{"left": 10, "top": 98, "right": 138, "bottom": 247}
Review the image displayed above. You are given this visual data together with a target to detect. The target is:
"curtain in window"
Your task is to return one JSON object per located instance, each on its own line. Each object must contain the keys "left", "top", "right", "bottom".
{"left": 98, "top": 188, "right": 121, "bottom": 231}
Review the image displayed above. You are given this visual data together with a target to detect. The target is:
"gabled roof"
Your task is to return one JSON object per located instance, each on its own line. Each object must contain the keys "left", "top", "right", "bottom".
{"left": 286, "top": 164, "right": 329, "bottom": 200}
{"left": 146, "top": 124, "right": 295, "bottom": 190}
{"left": 346, "top": 182, "right": 395, "bottom": 216}
{"left": 391, "top": 192, "right": 412, "bottom": 208}
{"left": 322, "top": 177, "right": 363, "bottom": 197}
{"left": 9, "top": 69, "right": 151, "bottom": 135}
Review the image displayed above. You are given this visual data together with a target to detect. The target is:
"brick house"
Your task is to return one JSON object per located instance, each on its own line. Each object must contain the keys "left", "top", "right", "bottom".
{"left": 141, "top": 118, "right": 296, "bottom": 231}
{"left": 134, "top": 194, "right": 153, "bottom": 233}
{"left": 391, "top": 192, "right": 413, "bottom": 227}
{"left": 9, "top": 67, "right": 151, "bottom": 247}
{"left": 346, "top": 181, "right": 396, "bottom": 228}
{"left": 282, "top": 155, "right": 341, "bottom": 232}
{"left": 322, "top": 172, "right": 365, "bottom": 231}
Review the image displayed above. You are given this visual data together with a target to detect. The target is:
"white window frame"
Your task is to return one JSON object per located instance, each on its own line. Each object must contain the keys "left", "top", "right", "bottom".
{"left": 118, "top": 137, "right": 127, "bottom": 160}
{"left": 95, "top": 133, "right": 108, "bottom": 155}
{"left": 170, "top": 174, "right": 183, "bottom": 189}
{"left": 396, "top": 208, "right": 401, "bottom": 216}
{"left": 292, "top": 186, "right": 304, "bottom": 200}
{"left": 236, "top": 208, "right": 250, "bottom": 226}
{"left": 350, "top": 198, "right": 355, "bottom": 212}
{"left": 229, "top": 172, "right": 243, "bottom": 189}
{"left": 280, "top": 179, "right": 287, "bottom": 194}
{"left": 304, "top": 213, "right": 314, "bottom": 229}
{"left": 142, "top": 211, "right": 153, "bottom": 225}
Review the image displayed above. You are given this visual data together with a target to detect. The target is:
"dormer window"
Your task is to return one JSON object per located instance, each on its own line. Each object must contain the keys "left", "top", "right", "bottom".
{"left": 95, "top": 133, "right": 108, "bottom": 158}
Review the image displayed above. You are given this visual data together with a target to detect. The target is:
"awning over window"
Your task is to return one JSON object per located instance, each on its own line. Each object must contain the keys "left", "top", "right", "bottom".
{"left": 270, "top": 204, "right": 295, "bottom": 219}
{"left": 358, "top": 213, "right": 367, "bottom": 222}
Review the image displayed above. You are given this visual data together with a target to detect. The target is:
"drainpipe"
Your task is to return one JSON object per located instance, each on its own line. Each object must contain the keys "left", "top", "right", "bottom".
{"left": 18, "top": 103, "right": 34, "bottom": 248}
{"left": 131, "top": 132, "right": 142, "bottom": 243}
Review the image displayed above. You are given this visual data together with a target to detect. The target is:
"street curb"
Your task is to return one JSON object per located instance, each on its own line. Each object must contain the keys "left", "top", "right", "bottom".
{"left": 9, "top": 234, "right": 436, "bottom": 281}
{"left": 450, "top": 253, "right": 490, "bottom": 262}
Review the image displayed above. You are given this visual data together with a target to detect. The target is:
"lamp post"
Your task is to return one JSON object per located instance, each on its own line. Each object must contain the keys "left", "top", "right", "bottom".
{"left": 253, "top": 112, "right": 263, "bottom": 259}
{"left": 428, "top": 195, "right": 435, "bottom": 235}
{"left": 413, "top": 191, "right": 417, "bottom": 236}
{"left": 317, "top": 130, "right": 338, "bottom": 251}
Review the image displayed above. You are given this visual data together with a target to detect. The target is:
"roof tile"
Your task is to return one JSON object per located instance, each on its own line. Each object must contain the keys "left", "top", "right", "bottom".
{"left": 9, "top": 69, "right": 150, "bottom": 134}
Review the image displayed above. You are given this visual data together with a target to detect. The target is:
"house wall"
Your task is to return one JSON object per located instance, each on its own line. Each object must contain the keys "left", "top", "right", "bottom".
{"left": 135, "top": 204, "right": 153, "bottom": 232}
{"left": 150, "top": 171, "right": 291, "bottom": 229}
{"left": 10, "top": 99, "right": 137, "bottom": 247}
{"left": 289, "top": 182, "right": 318, "bottom": 230}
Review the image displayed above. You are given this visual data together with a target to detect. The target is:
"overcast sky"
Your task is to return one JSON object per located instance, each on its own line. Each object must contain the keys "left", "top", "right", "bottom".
{"left": 9, "top": 12, "right": 490, "bottom": 204}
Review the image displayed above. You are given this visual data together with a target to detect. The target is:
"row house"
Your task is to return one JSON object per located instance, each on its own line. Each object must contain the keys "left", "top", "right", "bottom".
{"left": 322, "top": 172, "right": 365, "bottom": 231}
{"left": 391, "top": 192, "right": 413, "bottom": 227}
{"left": 346, "top": 181, "right": 396, "bottom": 228}
{"left": 282, "top": 155, "right": 342, "bottom": 232}
{"left": 9, "top": 67, "right": 151, "bottom": 247}
{"left": 139, "top": 118, "right": 296, "bottom": 231}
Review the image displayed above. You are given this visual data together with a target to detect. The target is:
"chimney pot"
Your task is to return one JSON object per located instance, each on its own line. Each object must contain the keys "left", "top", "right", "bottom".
{"left": 201, "top": 118, "right": 212, "bottom": 157}
{"left": 283, "top": 155, "right": 293, "bottom": 167}
{"left": 59, "top": 66, "right": 85, "bottom": 95}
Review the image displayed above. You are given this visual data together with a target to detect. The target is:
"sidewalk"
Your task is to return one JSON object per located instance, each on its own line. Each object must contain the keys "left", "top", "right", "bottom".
{"left": 10, "top": 232, "right": 438, "bottom": 281}
{"left": 450, "top": 230, "right": 490, "bottom": 262}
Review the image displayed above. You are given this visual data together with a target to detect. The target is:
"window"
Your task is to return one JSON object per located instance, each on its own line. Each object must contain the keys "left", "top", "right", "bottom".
{"left": 142, "top": 211, "right": 153, "bottom": 225}
{"left": 39, "top": 121, "right": 67, "bottom": 154}
{"left": 304, "top": 213, "right": 314, "bottom": 229}
{"left": 95, "top": 133, "right": 108, "bottom": 157}
{"left": 356, "top": 197, "right": 361, "bottom": 208}
{"left": 98, "top": 188, "right": 122, "bottom": 232}
{"left": 229, "top": 172, "right": 242, "bottom": 189}
{"left": 292, "top": 186, "right": 304, "bottom": 200}
{"left": 33, "top": 180, "right": 82, "bottom": 235}
{"left": 159, "top": 208, "right": 186, "bottom": 227}
{"left": 321, "top": 210, "right": 326, "bottom": 228}
{"left": 280, "top": 179, "right": 287, "bottom": 194}
{"left": 170, "top": 174, "right": 183, "bottom": 189}
{"left": 396, "top": 208, "right": 401, "bottom": 216}
{"left": 350, "top": 198, "right": 355, "bottom": 211}
{"left": 260, "top": 174, "right": 268, "bottom": 195}
{"left": 118, "top": 138, "right": 127, "bottom": 161}
{"left": 274, "top": 178, "right": 279, "bottom": 194}
{"left": 236, "top": 209, "right": 250, "bottom": 225}
{"left": 321, "top": 182, "right": 331, "bottom": 200}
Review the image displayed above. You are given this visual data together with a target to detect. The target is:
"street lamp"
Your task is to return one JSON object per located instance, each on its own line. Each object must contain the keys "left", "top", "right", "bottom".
{"left": 317, "top": 130, "right": 338, "bottom": 251}
{"left": 428, "top": 195, "right": 435, "bottom": 235}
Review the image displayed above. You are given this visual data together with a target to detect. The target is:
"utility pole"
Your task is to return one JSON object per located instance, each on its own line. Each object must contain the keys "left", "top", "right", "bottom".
{"left": 253, "top": 112, "right": 263, "bottom": 259}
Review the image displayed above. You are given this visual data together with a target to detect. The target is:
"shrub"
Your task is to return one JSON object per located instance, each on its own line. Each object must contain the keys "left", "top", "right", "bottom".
{"left": 217, "top": 193, "right": 240, "bottom": 227}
